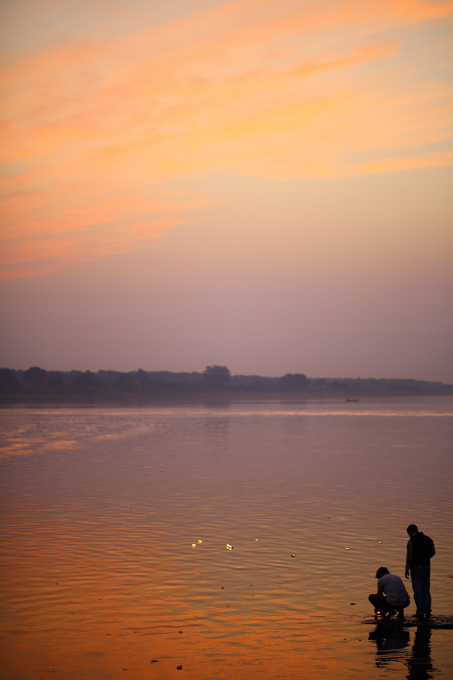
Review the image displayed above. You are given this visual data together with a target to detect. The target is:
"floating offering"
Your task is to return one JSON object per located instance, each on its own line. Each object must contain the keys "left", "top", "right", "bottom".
{"left": 226, "top": 544, "right": 233, "bottom": 550}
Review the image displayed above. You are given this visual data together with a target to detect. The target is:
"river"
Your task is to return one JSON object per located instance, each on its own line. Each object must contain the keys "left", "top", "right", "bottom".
{"left": 1, "top": 396, "right": 452, "bottom": 679}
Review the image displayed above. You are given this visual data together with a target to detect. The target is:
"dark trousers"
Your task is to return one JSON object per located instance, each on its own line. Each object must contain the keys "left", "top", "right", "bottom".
{"left": 411, "top": 565, "right": 431, "bottom": 615}
{"left": 369, "top": 593, "right": 394, "bottom": 615}
{"left": 369, "top": 593, "right": 409, "bottom": 616}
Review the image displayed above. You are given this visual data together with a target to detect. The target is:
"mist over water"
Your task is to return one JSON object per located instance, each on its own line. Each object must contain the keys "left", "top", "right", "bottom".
{"left": 1, "top": 397, "right": 452, "bottom": 679}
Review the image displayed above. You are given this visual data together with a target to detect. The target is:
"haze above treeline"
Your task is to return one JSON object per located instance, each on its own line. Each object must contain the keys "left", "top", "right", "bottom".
{"left": 1, "top": 365, "right": 452, "bottom": 403}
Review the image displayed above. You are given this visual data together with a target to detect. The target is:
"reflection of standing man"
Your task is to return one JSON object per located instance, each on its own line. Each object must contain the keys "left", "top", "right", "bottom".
{"left": 405, "top": 524, "right": 435, "bottom": 619}
{"left": 406, "top": 626, "right": 436, "bottom": 680}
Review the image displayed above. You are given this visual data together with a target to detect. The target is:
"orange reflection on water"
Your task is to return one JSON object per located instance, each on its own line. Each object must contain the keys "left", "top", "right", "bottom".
{"left": 2, "top": 511, "right": 451, "bottom": 680}
{"left": 1, "top": 514, "right": 378, "bottom": 680}
{"left": 2, "top": 402, "right": 453, "bottom": 679}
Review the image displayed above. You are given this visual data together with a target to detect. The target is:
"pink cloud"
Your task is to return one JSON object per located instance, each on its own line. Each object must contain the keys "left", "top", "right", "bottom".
{"left": 354, "top": 150, "right": 453, "bottom": 174}
{"left": 1, "top": 0, "right": 452, "bottom": 278}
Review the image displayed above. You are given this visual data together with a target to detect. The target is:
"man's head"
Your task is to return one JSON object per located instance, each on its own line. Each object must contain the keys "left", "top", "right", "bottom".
{"left": 375, "top": 567, "right": 389, "bottom": 579}
{"left": 407, "top": 524, "right": 418, "bottom": 537}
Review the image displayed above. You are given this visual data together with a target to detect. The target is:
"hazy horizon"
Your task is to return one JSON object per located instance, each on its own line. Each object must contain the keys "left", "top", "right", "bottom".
{"left": 1, "top": 1, "right": 452, "bottom": 384}
{"left": 3, "top": 365, "right": 453, "bottom": 387}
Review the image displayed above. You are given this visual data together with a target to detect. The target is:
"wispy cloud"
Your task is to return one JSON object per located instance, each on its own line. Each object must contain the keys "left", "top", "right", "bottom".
{"left": 1, "top": 0, "right": 452, "bottom": 277}
{"left": 0, "top": 174, "right": 209, "bottom": 278}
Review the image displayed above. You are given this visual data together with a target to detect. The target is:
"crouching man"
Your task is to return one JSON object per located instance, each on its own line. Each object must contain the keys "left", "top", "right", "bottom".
{"left": 369, "top": 567, "right": 410, "bottom": 619}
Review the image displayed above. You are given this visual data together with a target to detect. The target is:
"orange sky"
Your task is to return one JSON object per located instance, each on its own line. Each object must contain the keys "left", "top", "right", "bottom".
{"left": 1, "top": 0, "right": 452, "bottom": 381}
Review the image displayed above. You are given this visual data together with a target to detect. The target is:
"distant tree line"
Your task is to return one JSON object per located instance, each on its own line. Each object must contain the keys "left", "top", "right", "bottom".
{"left": 0, "top": 365, "right": 452, "bottom": 403}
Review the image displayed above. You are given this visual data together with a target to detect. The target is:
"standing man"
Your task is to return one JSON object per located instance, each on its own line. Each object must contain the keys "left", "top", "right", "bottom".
{"left": 405, "top": 524, "right": 436, "bottom": 619}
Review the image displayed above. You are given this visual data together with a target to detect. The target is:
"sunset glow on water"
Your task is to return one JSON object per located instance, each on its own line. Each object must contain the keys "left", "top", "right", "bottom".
{"left": 1, "top": 398, "right": 452, "bottom": 679}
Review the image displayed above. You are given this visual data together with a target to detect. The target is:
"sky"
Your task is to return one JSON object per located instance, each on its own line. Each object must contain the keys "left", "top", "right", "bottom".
{"left": 1, "top": 0, "right": 453, "bottom": 382}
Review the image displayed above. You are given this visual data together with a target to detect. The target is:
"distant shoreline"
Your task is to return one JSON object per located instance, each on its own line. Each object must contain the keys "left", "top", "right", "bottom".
{"left": 1, "top": 390, "right": 453, "bottom": 409}
{"left": 1, "top": 367, "right": 452, "bottom": 405}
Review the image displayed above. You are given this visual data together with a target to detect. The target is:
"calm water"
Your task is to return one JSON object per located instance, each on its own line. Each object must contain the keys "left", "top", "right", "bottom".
{"left": 1, "top": 397, "right": 452, "bottom": 679}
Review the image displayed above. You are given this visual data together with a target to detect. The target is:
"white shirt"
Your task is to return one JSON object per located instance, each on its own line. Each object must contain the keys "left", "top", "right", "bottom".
{"left": 378, "top": 573, "right": 409, "bottom": 607}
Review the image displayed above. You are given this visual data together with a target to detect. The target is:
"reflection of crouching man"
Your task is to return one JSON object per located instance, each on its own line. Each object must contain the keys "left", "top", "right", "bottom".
{"left": 369, "top": 567, "right": 410, "bottom": 619}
